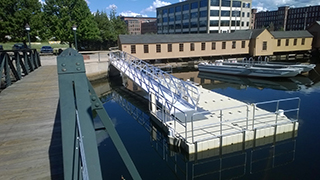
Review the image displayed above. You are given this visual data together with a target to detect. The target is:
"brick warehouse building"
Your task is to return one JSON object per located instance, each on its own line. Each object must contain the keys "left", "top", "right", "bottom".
{"left": 253, "top": 5, "right": 320, "bottom": 31}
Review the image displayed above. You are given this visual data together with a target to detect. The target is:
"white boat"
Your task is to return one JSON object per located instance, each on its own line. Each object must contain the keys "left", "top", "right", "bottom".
{"left": 228, "top": 57, "right": 316, "bottom": 73}
{"left": 198, "top": 60, "right": 303, "bottom": 78}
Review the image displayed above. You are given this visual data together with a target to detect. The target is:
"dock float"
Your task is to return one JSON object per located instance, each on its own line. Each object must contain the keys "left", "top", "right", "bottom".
{"left": 109, "top": 51, "right": 300, "bottom": 154}
{"left": 150, "top": 85, "right": 299, "bottom": 154}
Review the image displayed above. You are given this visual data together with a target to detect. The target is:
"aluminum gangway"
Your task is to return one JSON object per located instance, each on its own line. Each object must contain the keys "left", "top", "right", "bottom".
{"left": 109, "top": 51, "right": 200, "bottom": 117}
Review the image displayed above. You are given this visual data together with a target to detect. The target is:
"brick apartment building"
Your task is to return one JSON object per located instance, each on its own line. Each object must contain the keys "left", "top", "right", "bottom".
{"left": 120, "top": 16, "right": 157, "bottom": 35}
{"left": 252, "top": 5, "right": 320, "bottom": 31}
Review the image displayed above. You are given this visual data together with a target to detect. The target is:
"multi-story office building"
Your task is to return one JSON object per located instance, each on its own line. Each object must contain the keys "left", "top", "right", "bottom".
{"left": 141, "top": 20, "right": 157, "bottom": 34}
{"left": 156, "top": 0, "right": 252, "bottom": 34}
{"left": 120, "top": 17, "right": 157, "bottom": 35}
{"left": 253, "top": 5, "right": 320, "bottom": 31}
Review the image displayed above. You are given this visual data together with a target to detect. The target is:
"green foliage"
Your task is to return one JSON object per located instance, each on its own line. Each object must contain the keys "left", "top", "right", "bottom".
{"left": 43, "top": 0, "right": 100, "bottom": 46}
{"left": 93, "top": 8, "right": 127, "bottom": 49}
{"left": 0, "top": 0, "right": 43, "bottom": 42}
{"left": 268, "top": 22, "right": 275, "bottom": 31}
{"left": 0, "top": 0, "right": 127, "bottom": 50}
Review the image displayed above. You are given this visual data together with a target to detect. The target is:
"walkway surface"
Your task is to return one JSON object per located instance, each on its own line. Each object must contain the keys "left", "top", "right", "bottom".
{"left": 0, "top": 56, "right": 63, "bottom": 179}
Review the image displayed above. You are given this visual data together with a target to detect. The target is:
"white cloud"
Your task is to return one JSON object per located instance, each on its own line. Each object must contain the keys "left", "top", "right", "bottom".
{"left": 253, "top": 0, "right": 320, "bottom": 11}
{"left": 120, "top": 11, "right": 148, "bottom": 17}
{"left": 85, "top": 0, "right": 90, "bottom": 5}
{"left": 106, "top": 4, "right": 117, "bottom": 10}
{"left": 254, "top": 2, "right": 268, "bottom": 12}
{"left": 142, "top": 0, "right": 171, "bottom": 13}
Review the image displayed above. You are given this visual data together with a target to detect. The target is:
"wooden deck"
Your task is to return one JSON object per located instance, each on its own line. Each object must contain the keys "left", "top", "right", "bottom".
{"left": 0, "top": 65, "right": 63, "bottom": 179}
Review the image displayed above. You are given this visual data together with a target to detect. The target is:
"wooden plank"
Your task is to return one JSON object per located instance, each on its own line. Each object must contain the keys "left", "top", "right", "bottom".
{"left": 0, "top": 65, "right": 63, "bottom": 179}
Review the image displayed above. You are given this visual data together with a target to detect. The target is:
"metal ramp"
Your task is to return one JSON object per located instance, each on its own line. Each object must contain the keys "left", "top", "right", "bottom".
{"left": 109, "top": 51, "right": 200, "bottom": 116}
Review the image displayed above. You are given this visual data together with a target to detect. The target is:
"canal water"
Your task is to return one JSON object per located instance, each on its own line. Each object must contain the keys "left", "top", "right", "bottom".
{"left": 93, "top": 66, "right": 320, "bottom": 180}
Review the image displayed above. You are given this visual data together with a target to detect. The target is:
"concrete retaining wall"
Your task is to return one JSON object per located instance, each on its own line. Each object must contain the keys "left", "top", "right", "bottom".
{"left": 85, "top": 61, "right": 109, "bottom": 81}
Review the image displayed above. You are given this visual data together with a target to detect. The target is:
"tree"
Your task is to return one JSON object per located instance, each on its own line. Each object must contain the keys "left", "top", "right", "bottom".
{"left": 108, "top": 7, "right": 127, "bottom": 46}
{"left": 43, "top": 0, "right": 100, "bottom": 47}
{"left": 93, "top": 8, "right": 127, "bottom": 49}
{"left": 268, "top": 22, "right": 275, "bottom": 31}
{"left": 0, "top": 0, "right": 43, "bottom": 42}
{"left": 93, "top": 10, "right": 112, "bottom": 49}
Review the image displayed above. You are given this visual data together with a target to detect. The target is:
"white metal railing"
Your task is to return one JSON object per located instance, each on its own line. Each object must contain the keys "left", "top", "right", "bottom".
{"left": 189, "top": 97, "right": 299, "bottom": 144}
{"left": 190, "top": 104, "right": 249, "bottom": 143}
{"left": 148, "top": 91, "right": 300, "bottom": 145}
{"left": 109, "top": 51, "right": 200, "bottom": 110}
{"left": 148, "top": 90, "right": 189, "bottom": 141}
{"left": 251, "top": 97, "right": 300, "bottom": 130}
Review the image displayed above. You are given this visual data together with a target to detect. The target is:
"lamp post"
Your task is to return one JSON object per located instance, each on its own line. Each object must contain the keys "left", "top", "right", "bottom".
{"left": 25, "top": 23, "right": 31, "bottom": 48}
{"left": 72, "top": 24, "right": 78, "bottom": 50}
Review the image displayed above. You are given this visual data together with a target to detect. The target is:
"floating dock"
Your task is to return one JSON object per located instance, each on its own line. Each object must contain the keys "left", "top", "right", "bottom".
{"left": 109, "top": 51, "right": 300, "bottom": 154}
{"left": 150, "top": 85, "right": 299, "bottom": 154}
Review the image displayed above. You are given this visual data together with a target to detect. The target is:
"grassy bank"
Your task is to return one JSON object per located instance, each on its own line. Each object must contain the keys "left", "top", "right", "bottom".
{"left": 1, "top": 42, "right": 69, "bottom": 51}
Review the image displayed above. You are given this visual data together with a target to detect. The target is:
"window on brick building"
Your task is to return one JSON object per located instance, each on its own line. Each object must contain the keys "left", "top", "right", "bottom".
{"left": 168, "top": 44, "right": 172, "bottom": 52}
{"left": 190, "top": 43, "right": 195, "bottom": 51}
{"left": 144, "top": 45, "right": 149, "bottom": 53}
{"left": 262, "top": 41, "right": 267, "bottom": 50}
{"left": 201, "top": 42, "right": 206, "bottom": 50}
{"left": 179, "top": 43, "right": 184, "bottom": 51}
{"left": 212, "top": 42, "right": 216, "bottom": 50}
{"left": 131, "top": 45, "right": 136, "bottom": 54}
{"left": 156, "top": 44, "right": 161, "bottom": 53}
{"left": 222, "top": 42, "right": 226, "bottom": 49}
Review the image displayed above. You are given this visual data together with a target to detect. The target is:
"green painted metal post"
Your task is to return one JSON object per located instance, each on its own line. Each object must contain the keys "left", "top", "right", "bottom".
{"left": 23, "top": 52, "right": 30, "bottom": 74}
{"left": 14, "top": 53, "right": 22, "bottom": 80}
{"left": 57, "top": 48, "right": 102, "bottom": 180}
{"left": 27, "top": 50, "right": 35, "bottom": 71}
{"left": 14, "top": 52, "right": 28, "bottom": 76}
{"left": 4, "top": 56, "right": 11, "bottom": 87}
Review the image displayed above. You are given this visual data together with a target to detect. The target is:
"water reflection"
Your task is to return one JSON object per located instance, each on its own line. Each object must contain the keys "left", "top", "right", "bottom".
{"left": 98, "top": 83, "right": 298, "bottom": 180}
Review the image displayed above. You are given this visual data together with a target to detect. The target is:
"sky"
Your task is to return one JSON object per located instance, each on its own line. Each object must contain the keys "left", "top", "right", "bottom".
{"left": 85, "top": 0, "right": 320, "bottom": 17}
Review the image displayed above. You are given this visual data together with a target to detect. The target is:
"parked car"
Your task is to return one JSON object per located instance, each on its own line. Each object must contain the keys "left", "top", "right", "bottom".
{"left": 12, "top": 43, "right": 28, "bottom": 50}
{"left": 40, "top": 46, "right": 53, "bottom": 53}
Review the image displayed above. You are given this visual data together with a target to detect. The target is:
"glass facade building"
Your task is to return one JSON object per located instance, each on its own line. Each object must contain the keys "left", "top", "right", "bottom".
{"left": 156, "top": 0, "right": 252, "bottom": 34}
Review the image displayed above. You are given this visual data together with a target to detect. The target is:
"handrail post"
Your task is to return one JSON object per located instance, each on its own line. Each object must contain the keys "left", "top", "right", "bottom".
{"left": 57, "top": 48, "right": 103, "bottom": 180}
{"left": 246, "top": 105, "right": 249, "bottom": 130}
{"left": 191, "top": 114, "right": 194, "bottom": 143}
{"left": 220, "top": 110, "right": 223, "bottom": 136}
{"left": 252, "top": 104, "right": 256, "bottom": 130}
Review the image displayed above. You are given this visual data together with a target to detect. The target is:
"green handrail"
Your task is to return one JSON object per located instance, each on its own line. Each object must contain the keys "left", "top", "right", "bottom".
{"left": 57, "top": 48, "right": 141, "bottom": 180}
{"left": 0, "top": 49, "right": 41, "bottom": 89}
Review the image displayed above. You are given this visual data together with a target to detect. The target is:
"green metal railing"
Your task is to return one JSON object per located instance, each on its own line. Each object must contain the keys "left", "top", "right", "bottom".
{"left": 0, "top": 49, "right": 41, "bottom": 89}
{"left": 57, "top": 48, "right": 141, "bottom": 180}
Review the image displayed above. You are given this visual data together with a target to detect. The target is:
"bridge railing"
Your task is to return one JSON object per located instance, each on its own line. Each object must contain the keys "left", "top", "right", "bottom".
{"left": 0, "top": 49, "right": 41, "bottom": 89}
{"left": 57, "top": 48, "right": 141, "bottom": 180}
{"left": 109, "top": 51, "right": 200, "bottom": 109}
